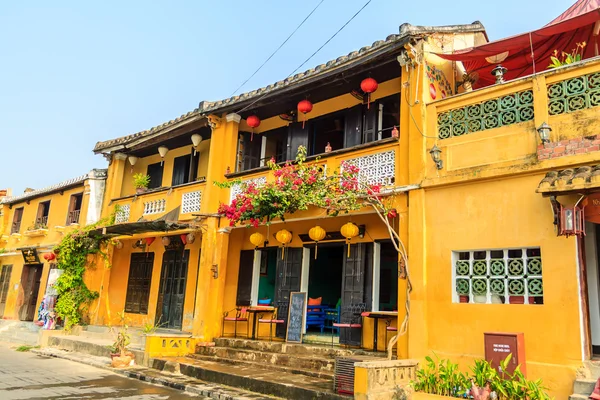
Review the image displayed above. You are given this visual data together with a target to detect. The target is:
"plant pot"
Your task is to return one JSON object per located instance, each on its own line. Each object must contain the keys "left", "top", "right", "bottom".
{"left": 459, "top": 295, "right": 469, "bottom": 303}
{"left": 110, "top": 351, "right": 135, "bottom": 360}
{"left": 510, "top": 296, "right": 535, "bottom": 304}
{"left": 111, "top": 355, "right": 133, "bottom": 368}
{"left": 136, "top": 187, "right": 147, "bottom": 194}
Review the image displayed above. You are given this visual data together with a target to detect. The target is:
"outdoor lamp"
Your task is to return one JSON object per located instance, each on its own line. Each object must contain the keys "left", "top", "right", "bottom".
{"left": 158, "top": 146, "right": 169, "bottom": 166}
{"left": 491, "top": 65, "right": 508, "bottom": 84}
{"left": 191, "top": 134, "right": 203, "bottom": 155}
{"left": 429, "top": 145, "right": 443, "bottom": 170}
{"left": 127, "top": 155, "right": 138, "bottom": 173}
{"left": 537, "top": 122, "right": 552, "bottom": 144}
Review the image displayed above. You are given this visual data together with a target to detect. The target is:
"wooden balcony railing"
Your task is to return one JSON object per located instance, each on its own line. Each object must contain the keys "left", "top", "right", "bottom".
{"left": 67, "top": 209, "right": 81, "bottom": 225}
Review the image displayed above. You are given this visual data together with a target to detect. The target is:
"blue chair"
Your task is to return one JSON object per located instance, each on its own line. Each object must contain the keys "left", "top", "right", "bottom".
{"left": 325, "top": 305, "right": 341, "bottom": 334}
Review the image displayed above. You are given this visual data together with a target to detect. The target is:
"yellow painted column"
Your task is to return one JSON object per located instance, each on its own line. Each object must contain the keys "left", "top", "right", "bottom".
{"left": 102, "top": 153, "right": 127, "bottom": 216}
{"left": 85, "top": 247, "right": 114, "bottom": 326}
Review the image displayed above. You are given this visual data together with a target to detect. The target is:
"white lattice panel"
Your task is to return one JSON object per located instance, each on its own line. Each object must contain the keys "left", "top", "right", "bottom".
{"left": 229, "top": 176, "right": 267, "bottom": 202}
{"left": 181, "top": 191, "right": 202, "bottom": 214}
{"left": 345, "top": 150, "right": 395, "bottom": 186}
{"left": 143, "top": 199, "right": 166, "bottom": 215}
{"left": 115, "top": 204, "right": 130, "bottom": 223}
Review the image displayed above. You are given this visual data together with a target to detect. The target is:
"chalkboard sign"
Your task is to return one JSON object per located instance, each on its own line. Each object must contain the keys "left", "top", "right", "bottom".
{"left": 286, "top": 292, "right": 307, "bottom": 343}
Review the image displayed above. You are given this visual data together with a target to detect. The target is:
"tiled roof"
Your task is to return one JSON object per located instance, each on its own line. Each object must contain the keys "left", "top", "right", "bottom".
{"left": 94, "top": 22, "right": 486, "bottom": 153}
{"left": 537, "top": 165, "right": 600, "bottom": 194}
{"left": 1, "top": 169, "right": 108, "bottom": 205}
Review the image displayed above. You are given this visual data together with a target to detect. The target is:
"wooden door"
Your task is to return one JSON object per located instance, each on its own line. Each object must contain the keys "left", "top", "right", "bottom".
{"left": 339, "top": 243, "right": 372, "bottom": 346}
{"left": 0, "top": 265, "right": 13, "bottom": 318}
{"left": 19, "top": 265, "right": 43, "bottom": 321}
{"left": 156, "top": 250, "right": 189, "bottom": 329}
{"left": 287, "top": 122, "right": 309, "bottom": 160}
{"left": 274, "top": 248, "right": 303, "bottom": 338}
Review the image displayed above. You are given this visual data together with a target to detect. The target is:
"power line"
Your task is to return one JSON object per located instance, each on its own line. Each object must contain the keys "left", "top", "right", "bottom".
{"left": 237, "top": 0, "right": 373, "bottom": 114}
{"left": 229, "top": 0, "right": 326, "bottom": 97}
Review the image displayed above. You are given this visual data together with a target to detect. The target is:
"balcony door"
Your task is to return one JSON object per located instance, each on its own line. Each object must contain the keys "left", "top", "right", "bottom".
{"left": 155, "top": 250, "right": 189, "bottom": 330}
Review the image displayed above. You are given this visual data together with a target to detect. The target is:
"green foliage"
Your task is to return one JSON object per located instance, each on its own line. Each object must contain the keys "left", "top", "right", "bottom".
{"left": 53, "top": 216, "right": 112, "bottom": 330}
{"left": 15, "top": 345, "right": 38, "bottom": 352}
{"left": 132, "top": 173, "right": 150, "bottom": 189}
{"left": 412, "top": 354, "right": 553, "bottom": 399}
{"left": 109, "top": 311, "right": 131, "bottom": 356}
{"left": 548, "top": 42, "right": 586, "bottom": 69}
{"left": 141, "top": 319, "right": 165, "bottom": 335}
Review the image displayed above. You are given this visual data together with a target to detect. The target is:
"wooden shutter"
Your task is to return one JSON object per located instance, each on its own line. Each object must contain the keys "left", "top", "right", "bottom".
{"left": 344, "top": 105, "right": 363, "bottom": 148}
{"left": 241, "top": 132, "right": 261, "bottom": 171}
{"left": 362, "top": 104, "right": 378, "bottom": 143}
{"left": 236, "top": 250, "right": 255, "bottom": 306}
{"left": 171, "top": 155, "right": 190, "bottom": 186}
{"left": 147, "top": 163, "right": 164, "bottom": 189}
{"left": 287, "top": 122, "right": 309, "bottom": 160}
{"left": 274, "top": 247, "right": 303, "bottom": 338}
{"left": 189, "top": 150, "right": 200, "bottom": 182}
{"left": 125, "top": 253, "right": 154, "bottom": 314}
{"left": 0, "top": 265, "right": 13, "bottom": 318}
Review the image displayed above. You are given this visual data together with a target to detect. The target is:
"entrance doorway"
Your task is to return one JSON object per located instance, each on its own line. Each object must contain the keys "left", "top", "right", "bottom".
{"left": 19, "top": 264, "right": 43, "bottom": 321}
{"left": 0, "top": 265, "right": 13, "bottom": 318}
{"left": 156, "top": 250, "right": 189, "bottom": 330}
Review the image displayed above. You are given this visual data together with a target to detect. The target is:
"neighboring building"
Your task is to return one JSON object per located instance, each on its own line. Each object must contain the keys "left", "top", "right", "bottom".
{"left": 0, "top": 170, "right": 107, "bottom": 321}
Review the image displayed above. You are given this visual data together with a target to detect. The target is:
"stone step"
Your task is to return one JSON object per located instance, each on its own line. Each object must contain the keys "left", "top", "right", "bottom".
{"left": 195, "top": 345, "right": 336, "bottom": 375}
{"left": 213, "top": 337, "right": 384, "bottom": 360}
{"left": 569, "top": 394, "right": 590, "bottom": 400}
{"left": 0, "top": 331, "right": 39, "bottom": 346}
{"left": 189, "top": 353, "right": 335, "bottom": 380}
{"left": 78, "top": 329, "right": 145, "bottom": 345}
{"left": 47, "top": 335, "right": 147, "bottom": 366}
{"left": 152, "top": 356, "right": 346, "bottom": 400}
{"left": 573, "top": 378, "right": 596, "bottom": 396}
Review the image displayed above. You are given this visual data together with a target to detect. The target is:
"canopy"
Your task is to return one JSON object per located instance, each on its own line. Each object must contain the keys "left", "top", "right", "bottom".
{"left": 437, "top": 0, "right": 600, "bottom": 87}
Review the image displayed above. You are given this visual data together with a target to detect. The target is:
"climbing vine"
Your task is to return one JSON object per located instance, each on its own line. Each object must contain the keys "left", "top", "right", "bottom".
{"left": 217, "top": 146, "right": 411, "bottom": 356}
{"left": 53, "top": 215, "right": 114, "bottom": 330}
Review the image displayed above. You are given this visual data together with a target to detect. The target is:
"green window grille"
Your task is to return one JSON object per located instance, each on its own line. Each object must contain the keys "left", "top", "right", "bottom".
{"left": 453, "top": 248, "right": 543, "bottom": 304}
{"left": 438, "top": 90, "right": 534, "bottom": 139}
{"left": 548, "top": 72, "right": 600, "bottom": 115}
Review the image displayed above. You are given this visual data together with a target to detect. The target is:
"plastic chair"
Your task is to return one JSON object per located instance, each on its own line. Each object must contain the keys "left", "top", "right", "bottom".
{"left": 257, "top": 307, "right": 284, "bottom": 341}
{"left": 222, "top": 307, "right": 249, "bottom": 338}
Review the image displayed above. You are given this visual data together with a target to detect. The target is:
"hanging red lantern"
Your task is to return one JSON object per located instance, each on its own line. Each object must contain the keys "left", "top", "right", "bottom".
{"left": 246, "top": 115, "right": 261, "bottom": 141}
{"left": 297, "top": 99, "right": 313, "bottom": 129}
{"left": 43, "top": 253, "right": 56, "bottom": 262}
{"left": 180, "top": 234, "right": 188, "bottom": 246}
{"left": 360, "top": 77, "right": 378, "bottom": 109}
{"left": 145, "top": 237, "right": 155, "bottom": 247}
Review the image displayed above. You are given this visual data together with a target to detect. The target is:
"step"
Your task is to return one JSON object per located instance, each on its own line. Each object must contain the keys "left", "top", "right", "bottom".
{"left": 0, "top": 330, "right": 39, "bottom": 346}
{"left": 213, "top": 337, "right": 384, "bottom": 360}
{"left": 189, "top": 353, "right": 334, "bottom": 380}
{"left": 570, "top": 394, "right": 590, "bottom": 400}
{"left": 78, "top": 329, "right": 145, "bottom": 346}
{"left": 573, "top": 378, "right": 596, "bottom": 396}
{"left": 152, "top": 356, "right": 348, "bottom": 400}
{"left": 47, "top": 335, "right": 147, "bottom": 366}
{"left": 196, "top": 345, "right": 335, "bottom": 374}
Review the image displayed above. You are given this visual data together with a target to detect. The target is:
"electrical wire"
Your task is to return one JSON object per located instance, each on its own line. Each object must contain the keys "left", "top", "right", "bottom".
{"left": 237, "top": 0, "right": 373, "bottom": 114}
{"left": 229, "top": 0, "right": 326, "bottom": 97}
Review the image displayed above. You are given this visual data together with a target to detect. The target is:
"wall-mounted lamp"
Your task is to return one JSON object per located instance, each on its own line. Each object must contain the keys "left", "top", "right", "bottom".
{"left": 128, "top": 155, "right": 138, "bottom": 173}
{"left": 491, "top": 65, "right": 508, "bottom": 84}
{"left": 537, "top": 122, "right": 552, "bottom": 144}
{"left": 191, "top": 134, "right": 203, "bottom": 155}
{"left": 158, "top": 146, "right": 169, "bottom": 166}
{"left": 429, "top": 145, "right": 443, "bottom": 170}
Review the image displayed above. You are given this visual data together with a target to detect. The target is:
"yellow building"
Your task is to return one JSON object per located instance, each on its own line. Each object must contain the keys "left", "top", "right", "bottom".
{"left": 0, "top": 169, "right": 107, "bottom": 322}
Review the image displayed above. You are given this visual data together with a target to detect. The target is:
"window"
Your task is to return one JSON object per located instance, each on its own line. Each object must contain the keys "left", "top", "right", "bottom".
{"left": 378, "top": 94, "right": 400, "bottom": 139}
{"left": 171, "top": 151, "right": 200, "bottom": 186}
{"left": 11, "top": 207, "right": 23, "bottom": 234}
{"left": 453, "top": 248, "right": 543, "bottom": 304}
{"left": 264, "top": 126, "right": 288, "bottom": 164}
{"left": 308, "top": 113, "right": 345, "bottom": 156}
{"left": 0, "top": 265, "right": 13, "bottom": 304}
{"left": 147, "top": 163, "right": 164, "bottom": 189}
{"left": 67, "top": 193, "right": 83, "bottom": 225}
{"left": 373, "top": 242, "right": 399, "bottom": 311}
{"left": 124, "top": 253, "right": 154, "bottom": 314}
{"left": 36, "top": 201, "right": 51, "bottom": 228}
{"left": 236, "top": 250, "right": 255, "bottom": 306}
{"left": 237, "top": 132, "right": 262, "bottom": 172}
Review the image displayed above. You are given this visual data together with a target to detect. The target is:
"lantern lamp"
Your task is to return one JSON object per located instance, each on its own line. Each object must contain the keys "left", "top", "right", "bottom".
{"left": 297, "top": 100, "right": 313, "bottom": 129}
{"left": 180, "top": 234, "right": 188, "bottom": 245}
{"left": 161, "top": 236, "right": 171, "bottom": 246}
{"left": 158, "top": 146, "right": 169, "bottom": 166}
{"left": 491, "top": 65, "right": 508, "bottom": 84}
{"left": 275, "top": 229, "right": 293, "bottom": 259}
{"left": 246, "top": 115, "right": 261, "bottom": 141}
{"left": 360, "top": 77, "right": 379, "bottom": 109}
{"left": 186, "top": 232, "right": 196, "bottom": 244}
{"left": 250, "top": 232, "right": 265, "bottom": 249}
{"left": 340, "top": 222, "right": 359, "bottom": 257}
{"left": 128, "top": 155, "right": 138, "bottom": 173}
{"left": 429, "top": 145, "right": 443, "bottom": 170}
{"left": 191, "top": 134, "right": 203, "bottom": 155}
{"left": 113, "top": 239, "right": 123, "bottom": 249}
{"left": 308, "top": 226, "right": 326, "bottom": 259}
{"left": 537, "top": 122, "right": 552, "bottom": 144}
{"left": 560, "top": 205, "right": 585, "bottom": 237}
{"left": 145, "top": 237, "right": 156, "bottom": 247}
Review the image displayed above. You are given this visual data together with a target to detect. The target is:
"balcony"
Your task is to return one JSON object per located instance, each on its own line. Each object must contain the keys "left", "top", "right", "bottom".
{"left": 66, "top": 209, "right": 81, "bottom": 225}
{"left": 111, "top": 180, "right": 206, "bottom": 225}
{"left": 427, "top": 57, "right": 600, "bottom": 175}
{"left": 24, "top": 217, "right": 49, "bottom": 238}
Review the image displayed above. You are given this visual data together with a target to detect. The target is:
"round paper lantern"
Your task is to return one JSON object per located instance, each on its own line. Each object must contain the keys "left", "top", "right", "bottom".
{"left": 114, "top": 239, "right": 124, "bottom": 249}
{"left": 246, "top": 115, "right": 261, "bottom": 141}
{"left": 275, "top": 229, "right": 293, "bottom": 259}
{"left": 161, "top": 236, "right": 171, "bottom": 246}
{"left": 308, "top": 226, "right": 326, "bottom": 259}
{"left": 186, "top": 232, "right": 196, "bottom": 244}
{"left": 249, "top": 232, "right": 265, "bottom": 249}
{"left": 180, "top": 234, "right": 188, "bottom": 245}
{"left": 43, "top": 252, "right": 56, "bottom": 262}
{"left": 297, "top": 100, "right": 313, "bottom": 129}
{"left": 360, "top": 78, "right": 378, "bottom": 109}
{"left": 340, "top": 222, "right": 359, "bottom": 257}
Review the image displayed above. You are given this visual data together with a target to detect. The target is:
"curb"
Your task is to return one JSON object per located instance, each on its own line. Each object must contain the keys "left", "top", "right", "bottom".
{"left": 32, "top": 348, "right": 278, "bottom": 400}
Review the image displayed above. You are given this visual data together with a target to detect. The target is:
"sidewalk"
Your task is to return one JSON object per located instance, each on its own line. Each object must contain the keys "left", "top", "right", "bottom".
{"left": 33, "top": 347, "right": 281, "bottom": 400}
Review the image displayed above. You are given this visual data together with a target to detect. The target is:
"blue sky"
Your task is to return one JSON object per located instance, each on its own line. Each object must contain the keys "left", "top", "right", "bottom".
{"left": 0, "top": 0, "right": 573, "bottom": 194}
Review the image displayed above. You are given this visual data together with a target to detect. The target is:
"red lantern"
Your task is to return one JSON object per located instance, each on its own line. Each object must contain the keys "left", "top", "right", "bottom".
{"left": 297, "top": 99, "right": 313, "bottom": 129}
{"left": 246, "top": 115, "right": 261, "bottom": 141}
{"left": 360, "top": 77, "right": 378, "bottom": 109}
{"left": 145, "top": 237, "right": 155, "bottom": 247}
{"left": 43, "top": 253, "right": 56, "bottom": 262}
{"left": 180, "top": 234, "right": 188, "bottom": 246}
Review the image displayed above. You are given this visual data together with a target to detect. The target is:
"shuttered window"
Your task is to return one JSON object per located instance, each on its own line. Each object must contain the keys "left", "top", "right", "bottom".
{"left": 125, "top": 253, "right": 154, "bottom": 314}
{"left": 0, "top": 265, "right": 13, "bottom": 304}
{"left": 147, "top": 163, "right": 164, "bottom": 189}
{"left": 236, "top": 250, "right": 255, "bottom": 306}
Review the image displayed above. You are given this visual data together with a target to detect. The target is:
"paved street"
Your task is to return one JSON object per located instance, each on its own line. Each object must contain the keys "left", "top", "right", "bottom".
{"left": 0, "top": 344, "right": 202, "bottom": 400}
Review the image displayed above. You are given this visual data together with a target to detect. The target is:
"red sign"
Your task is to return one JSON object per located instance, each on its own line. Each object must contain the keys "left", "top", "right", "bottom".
{"left": 585, "top": 193, "right": 600, "bottom": 224}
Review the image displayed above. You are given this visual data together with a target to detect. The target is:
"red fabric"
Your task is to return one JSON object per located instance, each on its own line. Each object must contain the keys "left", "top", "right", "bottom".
{"left": 224, "top": 317, "right": 247, "bottom": 321}
{"left": 590, "top": 376, "right": 600, "bottom": 399}
{"left": 258, "top": 319, "right": 284, "bottom": 323}
{"left": 333, "top": 323, "right": 362, "bottom": 328}
{"left": 308, "top": 297, "right": 322, "bottom": 305}
{"left": 386, "top": 326, "right": 398, "bottom": 331}
{"left": 436, "top": 1, "right": 600, "bottom": 87}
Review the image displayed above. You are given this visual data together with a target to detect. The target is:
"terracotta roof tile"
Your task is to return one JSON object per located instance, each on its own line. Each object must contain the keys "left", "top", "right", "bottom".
{"left": 537, "top": 165, "right": 600, "bottom": 193}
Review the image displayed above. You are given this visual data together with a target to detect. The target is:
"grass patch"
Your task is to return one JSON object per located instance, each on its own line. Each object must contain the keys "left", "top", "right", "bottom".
{"left": 15, "top": 345, "right": 39, "bottom": 352}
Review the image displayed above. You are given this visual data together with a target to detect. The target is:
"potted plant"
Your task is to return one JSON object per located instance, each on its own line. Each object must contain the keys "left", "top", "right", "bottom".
{"left": 109, "top": 311, "right": 135, "bottom": 368}
{"left": 133, "top": 173, "right": 150, "bottom": 194}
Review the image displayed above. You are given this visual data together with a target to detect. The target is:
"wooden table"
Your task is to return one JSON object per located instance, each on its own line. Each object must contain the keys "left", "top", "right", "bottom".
{"left": 363, "top": 311, "right": 397, "bottom": 351}
{"left": 246, "top": 306, "right": 275, "bottom": 340}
